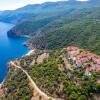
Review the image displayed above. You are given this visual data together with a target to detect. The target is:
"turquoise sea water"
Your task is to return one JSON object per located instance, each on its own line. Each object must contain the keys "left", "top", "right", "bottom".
{"left": 0, "top": 22, "right": 29, "bottom": 82}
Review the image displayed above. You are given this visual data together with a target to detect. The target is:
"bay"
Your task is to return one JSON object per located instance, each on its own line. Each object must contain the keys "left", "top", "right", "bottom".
{"left": 0, "top": 22, "right": 29, "bottom": 82}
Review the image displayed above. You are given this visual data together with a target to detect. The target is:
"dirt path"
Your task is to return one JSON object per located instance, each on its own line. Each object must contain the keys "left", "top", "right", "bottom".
{"left": 10, "top": 61, "right": 55, "bottom": 100}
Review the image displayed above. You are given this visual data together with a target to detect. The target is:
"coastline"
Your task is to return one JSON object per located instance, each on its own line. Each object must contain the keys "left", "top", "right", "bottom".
{"left": 0, "top": 33, "right": 34, "bottom": 84}
{"left": 0, "top": 30, "right": 32, "bottom": 85}
{"left": 0, "top": 22, "right": 37, "bottom": 97}
{"left": 0, "top": 48, "right": 35, "bottom": 85}
{"left": 25, "top": 49, "right": 36, "bottom": 56}
{"left": 0, "top": 80, "right": 5, "bottom": 88}
{"left": 7, "top": 50, "right": 55, "bottom": 100}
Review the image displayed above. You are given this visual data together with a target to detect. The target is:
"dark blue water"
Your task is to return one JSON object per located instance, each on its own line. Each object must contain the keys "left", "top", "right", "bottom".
{"left": 0, "top": 22, "right": 29, "bottom": 82}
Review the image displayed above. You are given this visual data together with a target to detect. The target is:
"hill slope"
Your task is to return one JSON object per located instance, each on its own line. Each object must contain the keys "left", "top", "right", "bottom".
{"left": 5, "top": 0, "right": 100, "bottom": 54}
{"left": 0, "top": 47, "right": 100, "bottom": 100}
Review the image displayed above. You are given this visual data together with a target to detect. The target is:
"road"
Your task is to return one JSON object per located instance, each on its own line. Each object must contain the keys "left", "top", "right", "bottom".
{"left": 10, "top": 61, "right": 55, "bottom": 100}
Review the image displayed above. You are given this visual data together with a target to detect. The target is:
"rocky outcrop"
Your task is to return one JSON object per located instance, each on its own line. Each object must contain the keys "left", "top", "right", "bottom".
{"left": 7, "top": 29, "right": 23, "bottom": 38}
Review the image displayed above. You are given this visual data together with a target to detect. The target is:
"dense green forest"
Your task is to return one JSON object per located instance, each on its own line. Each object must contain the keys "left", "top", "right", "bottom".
{"left": 5, "top": 0, "right": 100, "bottom": 54}
{"left": 31, "top": 18, "right": 100, "bottom": 53}
{"left": 0, "top": 67, "right": 33, "bottom": 100}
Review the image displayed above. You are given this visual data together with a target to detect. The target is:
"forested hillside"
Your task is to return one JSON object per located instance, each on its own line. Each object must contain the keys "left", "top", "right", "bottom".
{"left": 1, "top": 47, "right": 100, "bottom": 100}
{"left": 3, "top": 0, "right": 100, "bottom": 54}
{"left": 30, "top": 9, "right": 100, "bottom": 54}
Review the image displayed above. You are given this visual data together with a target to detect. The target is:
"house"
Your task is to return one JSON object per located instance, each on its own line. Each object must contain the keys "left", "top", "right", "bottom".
{"left": 96, "top": 67, "right": 100, "bottom": 72}
{"left": 67, "top": 46, "right": 100, "bottom": 76}
{"left": 85, "top": 71, "right": 91, "bottom": 76}
{"left": 95, "top": 59, "right": 100, "bottom": 65}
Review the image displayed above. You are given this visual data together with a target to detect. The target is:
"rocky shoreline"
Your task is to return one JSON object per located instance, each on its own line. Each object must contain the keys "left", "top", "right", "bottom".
{"left": 0, "top": 35, "right": 35, "bottom": 86}
{"left": 0, "top": 48, "right": 35, "bottom": 97}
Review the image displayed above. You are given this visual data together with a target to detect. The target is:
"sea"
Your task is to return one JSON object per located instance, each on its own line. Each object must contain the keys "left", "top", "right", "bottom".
{"left": 0, "top": 22, "right": 29, "bottom": 82}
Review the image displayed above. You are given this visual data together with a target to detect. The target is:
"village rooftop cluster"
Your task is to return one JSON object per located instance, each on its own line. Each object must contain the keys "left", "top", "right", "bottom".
{"left": 67, "top": 46, "right": 100, "bottom": 76}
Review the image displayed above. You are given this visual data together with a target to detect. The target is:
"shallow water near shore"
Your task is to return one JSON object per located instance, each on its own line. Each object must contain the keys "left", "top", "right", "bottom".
{"left": 0, "top": 22, "right": 29, "bottom": 83}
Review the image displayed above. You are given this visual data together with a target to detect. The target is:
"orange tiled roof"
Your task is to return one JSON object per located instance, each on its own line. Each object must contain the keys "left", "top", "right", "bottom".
{"left": 86, "top": 67, "right": 91, "bottom": 72}
{"left": 96, "top": 67, "right": 100, "bottom": 72}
